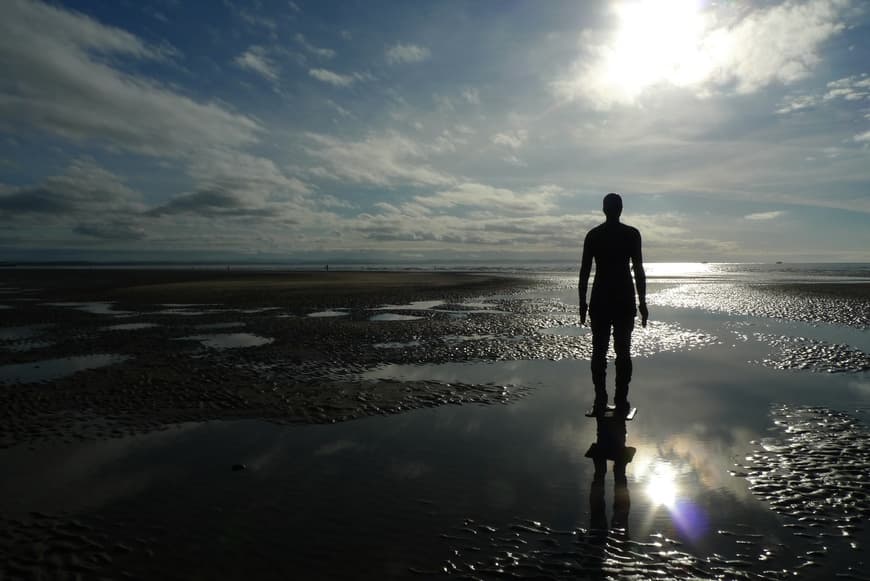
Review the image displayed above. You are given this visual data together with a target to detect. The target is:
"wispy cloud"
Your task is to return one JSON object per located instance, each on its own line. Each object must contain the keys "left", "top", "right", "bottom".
{"left": 234, "top": 45, "right": 278, "bottom": 81}
{"left": 414, "top": 183, "right": 566, "bottom": 215}
{"left": 308, "top": 68, "right": 369, "bottom": 87}
{"left": 491, "top": 130, "right": 527, "bottom": 150}
{"left": 304, "top": 131, "right": 452, "bottom": 187}
{"left": 385, "top": 43, "right": 430, "bottom": 65}
{"left": 744, "top": 210, "right": 786, "bottom": 221}
{"left": 462, "top": 88, "right": 480, "bottom": 105}
{"left": 295, "top": 34, "right": 335, "bottom": 59}
{"left": 823, "top": 74, "right": 870, "bottom": 101}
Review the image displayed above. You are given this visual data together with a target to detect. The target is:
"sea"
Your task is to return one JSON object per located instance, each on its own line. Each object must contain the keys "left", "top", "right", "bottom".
{"left": 8, "top": 261, "right": 870, "bottom": 283}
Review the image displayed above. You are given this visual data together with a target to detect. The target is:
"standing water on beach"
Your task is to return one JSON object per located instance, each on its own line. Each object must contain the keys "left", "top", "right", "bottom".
{"left": 0, "top": 264, "right": 868, "bottom": 579}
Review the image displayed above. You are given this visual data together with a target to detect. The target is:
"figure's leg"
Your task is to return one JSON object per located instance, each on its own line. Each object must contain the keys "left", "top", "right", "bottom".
{"left": 590, "top": 314, "right": 611, "bottom": 407}
{"left": 613, "top": 314, "right": 635, "bottom": 406}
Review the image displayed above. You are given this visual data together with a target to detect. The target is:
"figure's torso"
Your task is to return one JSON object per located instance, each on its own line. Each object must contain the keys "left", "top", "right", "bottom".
{"left": 586, "top": 222, "right": 638, "bottom": 313}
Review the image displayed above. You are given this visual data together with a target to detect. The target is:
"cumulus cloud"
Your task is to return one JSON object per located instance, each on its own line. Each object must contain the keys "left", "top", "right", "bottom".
{"left": 0, "top": 0, "right": 262, "bottom": 157}
{"left": 234, "top": 45, "right": 279, "bottom": 81}
{"left": 744, "top": 210, "right": 786, "bottom": 220}
{"left": 385, "top": 43, "right": 431, "bottom": 65}
{"left": 304, "top": 132, "right": 453, "bottom": 187}
{"left": 556, "top": 0, "right": 850, "bottom": 109}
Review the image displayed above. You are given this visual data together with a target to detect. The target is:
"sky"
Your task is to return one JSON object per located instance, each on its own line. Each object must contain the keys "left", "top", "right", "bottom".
{"left": 0, "top": 0, "right": 868, "bottom": 263}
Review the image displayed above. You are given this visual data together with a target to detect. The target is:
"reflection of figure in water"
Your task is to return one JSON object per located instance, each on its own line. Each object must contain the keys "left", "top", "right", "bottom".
{"left": 578, "top": 193, "right": 648, "bottom": 414}
{"left": 587, "top": 417, "right": 634, "bottom": 539}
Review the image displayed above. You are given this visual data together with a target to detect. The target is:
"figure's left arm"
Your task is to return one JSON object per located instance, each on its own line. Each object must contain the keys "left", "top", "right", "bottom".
{"left": 632, "top": 230, "right": 648, "bottom": 327}
{"left": 578, "top": 232, "right": 593, "bottom": 325}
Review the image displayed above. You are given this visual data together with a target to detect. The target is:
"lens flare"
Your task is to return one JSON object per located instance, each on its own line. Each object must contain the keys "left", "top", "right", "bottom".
{"left": 645, "top": 463, "right": 678, "bottom": 508}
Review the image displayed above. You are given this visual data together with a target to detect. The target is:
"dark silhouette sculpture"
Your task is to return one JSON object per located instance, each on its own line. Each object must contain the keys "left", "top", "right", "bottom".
{"left": 579, "top": 193, "right": 647, "bottom": 414}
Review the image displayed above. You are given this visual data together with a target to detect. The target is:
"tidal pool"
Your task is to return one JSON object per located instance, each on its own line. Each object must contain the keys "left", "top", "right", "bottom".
{"left": 0, "top": 325, "right": 52, "bottom": 341}
{"left": 0, "top": 354, "right": 130, "bottom": 384}
{"left": 103, "top": 323, "right": 159, "bottom": 331}
{"left": 369, "top": 313, "right": 423, "bottom": 322}
{"left": 176, "top": 333, "right": 273, "bottom": 350}
{"left": 307, "top": 309, "right": 349, "bottom": 318}
{"left": 44, "top": 302, "right": 133, "bottom": 316}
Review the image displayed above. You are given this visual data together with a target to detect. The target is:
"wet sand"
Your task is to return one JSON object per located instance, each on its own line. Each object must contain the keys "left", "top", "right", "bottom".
{"left": 0, "top": 270, "right": 868, "bottom": 579}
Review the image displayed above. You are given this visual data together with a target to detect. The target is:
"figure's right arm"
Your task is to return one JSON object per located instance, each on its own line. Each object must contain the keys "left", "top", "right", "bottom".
{"left": 578, "top": 232, "right": 592, "bottom": 323}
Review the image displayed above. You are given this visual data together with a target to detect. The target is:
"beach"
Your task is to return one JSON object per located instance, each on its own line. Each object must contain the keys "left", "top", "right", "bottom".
{"left": 0, "top": 267, "right": 869, "bottom": 579}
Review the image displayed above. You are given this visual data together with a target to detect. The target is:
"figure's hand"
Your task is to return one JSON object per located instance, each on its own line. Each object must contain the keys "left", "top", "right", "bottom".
{"left": 579, "top": 302, "right": 588, "bottom": 326}
{"left": 639, "top": 302, "right": 649, "bottom": 328}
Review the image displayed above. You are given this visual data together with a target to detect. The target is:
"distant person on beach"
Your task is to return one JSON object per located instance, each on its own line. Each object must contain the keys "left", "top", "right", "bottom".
{"left": 578, "top": 193, "right": 648, "bottom": 414}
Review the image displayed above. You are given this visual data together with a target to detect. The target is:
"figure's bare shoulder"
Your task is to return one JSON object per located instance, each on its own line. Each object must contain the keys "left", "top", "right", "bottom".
{"left": 586, "top": 223, "right": 607, "bottom": 237}
{"left": 620, "top": 223, "right": 641, "bottom": 239}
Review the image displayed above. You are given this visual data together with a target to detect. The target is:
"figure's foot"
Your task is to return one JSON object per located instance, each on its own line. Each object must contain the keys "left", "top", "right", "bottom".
{"left": 593, "top": 393, "right": 608, "bottom": 415}
{"left": 614, "top": 399, "right": 631, "bottom": 416}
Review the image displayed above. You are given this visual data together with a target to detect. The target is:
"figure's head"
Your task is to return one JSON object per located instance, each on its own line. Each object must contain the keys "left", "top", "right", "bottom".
{"left": 603, "top": 192, "right": 622, "bottom": 220}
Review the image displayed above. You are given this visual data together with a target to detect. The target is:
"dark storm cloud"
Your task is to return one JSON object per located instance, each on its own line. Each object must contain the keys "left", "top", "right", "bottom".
{"left": 147, "top": 188, "right": 276, "bottom": 217}
{"left": 0, "top": 187, "right": 76, "bottom": 214}
{"left": 0, "top": 159, "right": 142, "bottom": 217}
{"left": 74, "top": 221, "right": 146, "bottom": 240}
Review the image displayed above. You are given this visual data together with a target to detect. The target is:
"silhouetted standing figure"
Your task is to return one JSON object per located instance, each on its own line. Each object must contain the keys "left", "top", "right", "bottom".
{"left": 578, "top": 193, "right": 648, "bottom": 414}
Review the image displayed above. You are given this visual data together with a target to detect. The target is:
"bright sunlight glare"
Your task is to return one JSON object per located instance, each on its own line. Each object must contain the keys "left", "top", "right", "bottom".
{"left": 602, "top": 0, "right": 717, "bottom": 99}
{"left": 645, "top": 463, "right": 678, "bottom": 508}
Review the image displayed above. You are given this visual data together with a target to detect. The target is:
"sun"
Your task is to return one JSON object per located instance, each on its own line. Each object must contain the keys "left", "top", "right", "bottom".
{"left": 599, "top": 0, "right": 712, "bottom": 100}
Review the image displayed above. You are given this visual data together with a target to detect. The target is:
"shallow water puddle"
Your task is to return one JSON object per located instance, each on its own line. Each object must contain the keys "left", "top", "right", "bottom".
{"left": 155, "top": 306, "right": 221, "bottom": 316}
{"left": 307, "top": 309, "right": 349, "bottom": 318}
{"left": 369, "top": 313, "right": 423, "bottom": 322}
{"left": 439, "top": 333, "right": 501, "bottom": 343}
{"left": 194, "top": 322, "right": 246, "bottom": 330}
{"left": 373, "top": 300, "right": 445, "bottom": 311}
{"left": 176, "top": 333, "right": 273, "bottom": 349}
{"left": 103, "top": 323, "right": 159, "bottom": 331}
{"left": 373, "top": 340, "right": 423, "bottom": 349}
{"left": 0, "top": 325, "right": 53, "bottom": 341}
{"left": 0, "top": 354, "right": 130, "bottom": 384}
{"left": 237, "top": 307, "right": 281, "bottom": 314}
{"left": 1, "top": 341, "right": 54, "bottom": 352}
{"left": 43, "top": 302, "right": 133, "bottom": 316}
